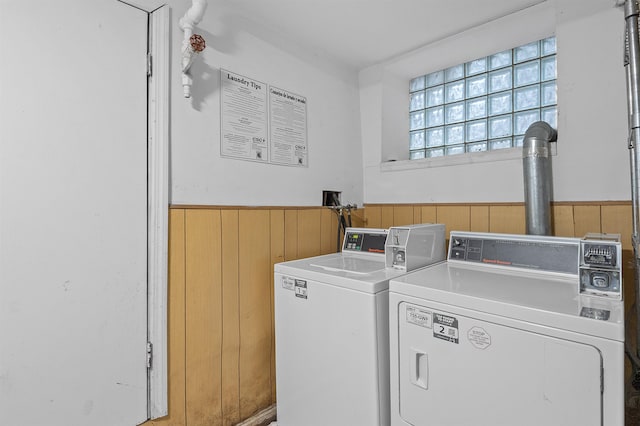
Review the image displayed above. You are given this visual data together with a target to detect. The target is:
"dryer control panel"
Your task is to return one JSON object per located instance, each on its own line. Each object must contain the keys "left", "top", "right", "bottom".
{"left": 447, "top": 231, "right": 622, "bottom": 300}
{"left": 579, "top": 233, "right": 622, "bottom": 300}
{"left": 448, "top": 231, "right": 580, "bottom": 275}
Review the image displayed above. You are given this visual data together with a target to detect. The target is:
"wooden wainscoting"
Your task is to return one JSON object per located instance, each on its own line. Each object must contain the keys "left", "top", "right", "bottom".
{"left": 150, "top": 202, "right": 633, "bottom": 426}
{"left": 149, "top": 206, "right": 364, "bottom": 426}
{"left": 363, "top": 201, "right": 632, "bottom": 245}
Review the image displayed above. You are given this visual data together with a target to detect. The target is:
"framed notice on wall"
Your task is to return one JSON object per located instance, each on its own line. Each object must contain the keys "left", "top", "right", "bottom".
{"left": 220, "top": 69, "right": 308, "bottom": 167}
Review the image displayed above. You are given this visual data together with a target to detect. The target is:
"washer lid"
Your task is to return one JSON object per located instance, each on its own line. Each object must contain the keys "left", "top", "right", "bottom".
{"left": 309, "top": 256, "right": 386, "bottom": 274}
{"left": 275, "top": 253, "right": 410, "bottom": 293}
{"left": 390, "top": 262, "right": 624, "bottom": 341}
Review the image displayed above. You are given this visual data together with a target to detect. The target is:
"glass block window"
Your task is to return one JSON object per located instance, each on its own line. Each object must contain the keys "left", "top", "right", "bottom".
{"left": 409, "top": 37, "right": 557, "bottom": 158}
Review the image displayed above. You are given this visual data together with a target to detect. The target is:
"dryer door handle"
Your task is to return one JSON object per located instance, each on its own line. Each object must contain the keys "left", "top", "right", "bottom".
{"left": 410, "top": 348, "right": 428, "bottom": 390}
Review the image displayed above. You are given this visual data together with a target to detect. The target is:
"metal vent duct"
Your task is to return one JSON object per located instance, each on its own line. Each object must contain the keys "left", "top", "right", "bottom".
{"left": 522, "top": 121, "right": 557, "bottom": 235}
{"left": 622, "top": 0, "right": 640, "bottom": 389}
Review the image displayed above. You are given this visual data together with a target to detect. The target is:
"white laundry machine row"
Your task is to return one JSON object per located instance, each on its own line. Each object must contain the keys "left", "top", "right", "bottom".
{"left": 389, "top": 231, "right": 625, "bottom": 426}
{"left": 273, "top": 224, "right": 446, "bottom": 426}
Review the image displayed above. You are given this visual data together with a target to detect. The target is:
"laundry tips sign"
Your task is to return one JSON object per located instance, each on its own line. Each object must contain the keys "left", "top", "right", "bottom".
{"left": 220, "top": 69, "right": 308, "bottom": 167}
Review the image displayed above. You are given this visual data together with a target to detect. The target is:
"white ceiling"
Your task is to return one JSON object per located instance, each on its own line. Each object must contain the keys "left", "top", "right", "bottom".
{"left": 129, "top": 0, "right": 620, "bottom": 71}
{"left": 129, "top": 0, "right": 564, "bottom": 70}
{"left": 212, "top": 0, "right": 548, "bottom": 70}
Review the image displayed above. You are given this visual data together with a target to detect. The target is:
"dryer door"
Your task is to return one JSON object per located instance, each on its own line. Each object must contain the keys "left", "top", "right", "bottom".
{"left": 397, "top": 302, "right": 602, "bottom": 426}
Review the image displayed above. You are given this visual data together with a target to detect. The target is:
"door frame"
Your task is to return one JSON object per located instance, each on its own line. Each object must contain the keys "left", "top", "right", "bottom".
{"left": 118, "top": 1, "right": 170, "bottom": 418}
{"left": 147, "top": 4, "right": 170, "bottom": 420}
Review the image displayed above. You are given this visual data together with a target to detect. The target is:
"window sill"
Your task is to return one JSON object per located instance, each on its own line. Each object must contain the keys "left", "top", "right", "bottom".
{"left": 380, "top": 142, "right": 556, "bottom": 172}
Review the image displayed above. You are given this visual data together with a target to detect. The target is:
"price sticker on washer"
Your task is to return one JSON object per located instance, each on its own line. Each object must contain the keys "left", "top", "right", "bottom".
{"left": 433, "top": 313, "right": 459, "bottom": 344}
{"left": 294, "top": 279, "right": 308, "bottom": 299}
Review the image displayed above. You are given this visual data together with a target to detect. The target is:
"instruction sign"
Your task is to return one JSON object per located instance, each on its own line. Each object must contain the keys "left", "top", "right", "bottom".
{"left": 467, "top": 326, "right": 491, "bottom": 349}
{"left": 220, "top": 69, "right": 307, "bottom": 167}
{"left": 269, "top": 86, "right": 308, "bottom": 166}
{"left": 221, "top": 70, "right": 269, "bottom": 162}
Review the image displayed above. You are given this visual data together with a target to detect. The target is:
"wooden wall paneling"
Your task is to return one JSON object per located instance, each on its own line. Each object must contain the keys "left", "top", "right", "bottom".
{"left": 551, "top": 205, "right": 575, "bottom": 237}
{"left": 364, "top": 205, "right": 382, "bottom": 228}
{"left": 413, "top": 206, "right": 422, "bottom": 224}
{"left": 320, "top": 208, "right": 336, "bottom": 254}
{"left": 270, "top": 210, "right": 285, "bottom": 404}
{"left": 297, "top": 209, "right": 322, "bottom": 259}
{"left": 419, "top": 206, "right": 437, "bottom": 224}
{"left": 393, "top": 205, "right": 414, "bottom": 226}
{"left": 601, "top": 205, "right": 635, "bottom": 350}
{"left": 238, "top": 210, "right": 273, "bottom": 419}
{"left": 221, "top": 210, "right": 240, "bottom": 426}
{"left": 350, "top": 207, "right": 366, "bottom": 228}
{"left": 150, "top": 209, "right": 187, "bottom": 426}
{"left": 621, "top": 249, "right": 637, "bottom": 324}
{"left": 185, "top": 209, "right": 223, "bottom": 426}
{"left": 437, "top": 205, "right": 470, "bottom": 239}
{"left": 488, "top": 205, "right": 525, "bottom": 234}
{"left": 284, "top": 210, "right": 298, "bottom": 261}
{"left": 161, "top": 202, "right": 637, "bottom": 426}
{"left": 470, "top": 206, "right": 489, "bottom": 232}
{"left": 381, "top": 206, "right": 394, "bottom": 229}
{"left": 601, "top": 204, "right": 632, "bottom": 248}
{"left": 573, "top": 205, "right": 602, "bottom": 237}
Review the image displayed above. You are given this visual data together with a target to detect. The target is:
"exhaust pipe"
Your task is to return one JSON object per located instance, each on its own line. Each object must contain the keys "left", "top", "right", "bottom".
{"left": 622, "top": 0, "right": 640, "bottom": 383}
{"left": 522, "top": 121, "right": 557, "bottom": 235}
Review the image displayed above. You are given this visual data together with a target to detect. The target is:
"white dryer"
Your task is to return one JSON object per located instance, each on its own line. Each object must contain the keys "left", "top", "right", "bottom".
{"left": 389, "top": 231, "right": 625, "bottom": 426}
{"left": 274, "top": 225, "right": 445, "bottom": 426}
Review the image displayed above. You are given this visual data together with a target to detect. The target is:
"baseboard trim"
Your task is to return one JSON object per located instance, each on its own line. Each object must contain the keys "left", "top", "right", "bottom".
{"left": 234, "top": 404, "right": 277, "bottom": 426}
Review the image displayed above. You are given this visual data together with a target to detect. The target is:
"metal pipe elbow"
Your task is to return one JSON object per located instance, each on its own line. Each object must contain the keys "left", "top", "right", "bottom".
{"left": 523, "top": 121, "right": 557, "bottom": 148}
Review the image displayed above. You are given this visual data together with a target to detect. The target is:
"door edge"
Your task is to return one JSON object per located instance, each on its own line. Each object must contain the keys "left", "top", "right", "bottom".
{"left": 147, "top": 3, "right": 170, "bottom": 420}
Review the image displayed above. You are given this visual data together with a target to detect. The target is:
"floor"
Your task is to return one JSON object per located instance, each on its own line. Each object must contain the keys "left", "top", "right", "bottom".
{"left": 270, "top": 408, "right": 640, "bottom": 425}
{"left": 271, "top": 411, "right": 640, "bottom": 425}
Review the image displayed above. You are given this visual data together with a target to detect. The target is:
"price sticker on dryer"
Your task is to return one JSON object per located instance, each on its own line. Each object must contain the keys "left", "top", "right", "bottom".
{"left": 433, "top": 313, "right": 459, "bottom": 343}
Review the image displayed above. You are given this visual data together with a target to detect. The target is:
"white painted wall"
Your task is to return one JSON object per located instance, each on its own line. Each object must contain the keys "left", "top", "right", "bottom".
{"left": 2, "top": 1, "right": 627, "bottom": 212}
{"left": 169, "top": 0, "right": 364, "bottom": 207}
{"left": 359, "top": 0, "right": 630, "bottom": 204}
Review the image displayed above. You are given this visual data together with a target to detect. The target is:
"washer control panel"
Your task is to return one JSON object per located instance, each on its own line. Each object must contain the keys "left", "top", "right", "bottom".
{"left": 342, "top": 228, "right": 388, "bottom": 254}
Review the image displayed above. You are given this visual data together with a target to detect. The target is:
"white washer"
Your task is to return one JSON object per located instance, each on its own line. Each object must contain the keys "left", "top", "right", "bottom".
{"left": 389, "top": 232, "right": 625, "bottom": 426}
{"left": 274, "top": 225, "right": 445, "bottom": 426}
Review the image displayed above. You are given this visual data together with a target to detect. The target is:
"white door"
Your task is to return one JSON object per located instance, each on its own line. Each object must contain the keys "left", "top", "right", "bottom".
{"left": 0, "top": 1, "right": 149, "bottom": 425}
